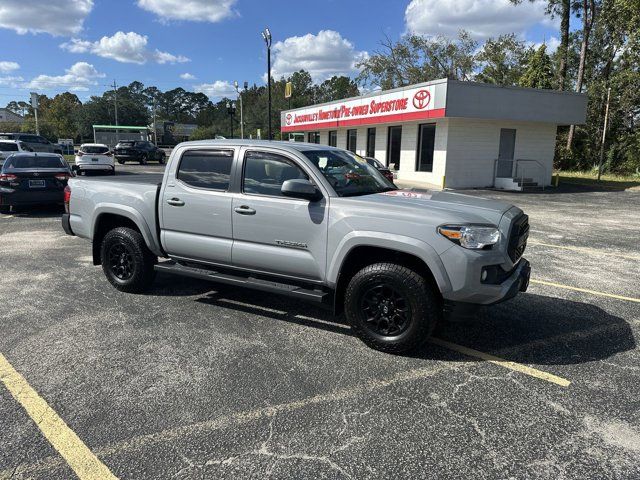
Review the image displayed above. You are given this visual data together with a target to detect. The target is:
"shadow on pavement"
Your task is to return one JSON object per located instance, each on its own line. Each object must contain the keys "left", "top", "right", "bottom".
{"left": 193, "top": 286, "right": 635, "bottom": 365}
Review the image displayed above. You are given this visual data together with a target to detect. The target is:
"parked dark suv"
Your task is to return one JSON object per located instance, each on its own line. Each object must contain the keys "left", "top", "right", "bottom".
{"left": 114, "top": 140, "right": 166, "bottom": 165}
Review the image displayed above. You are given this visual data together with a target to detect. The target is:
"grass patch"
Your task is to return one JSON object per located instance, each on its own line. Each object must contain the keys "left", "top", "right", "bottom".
{"left": 556, "top": 170, "right": 640, "bottom": 190}
{"left": 64, "top": 154, "right": 75, "bottom": 164}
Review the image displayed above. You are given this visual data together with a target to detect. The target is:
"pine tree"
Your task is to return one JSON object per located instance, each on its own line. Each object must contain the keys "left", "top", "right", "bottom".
{"left": 519, "top": 45, "right": 555, "bottom": 89}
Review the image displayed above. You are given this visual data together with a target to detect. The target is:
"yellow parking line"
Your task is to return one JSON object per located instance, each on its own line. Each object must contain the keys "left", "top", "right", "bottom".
{"left": 530, "top": 279, "right": 640, "bottom": 303}
{"left": 429, "top": 338, "right": 571, "bottom": 387}
{"left": 0, "top": 352, "right": 117, "bottom": 480}
{"left": 527, "top": 240, "right": 640, "bottom": 261}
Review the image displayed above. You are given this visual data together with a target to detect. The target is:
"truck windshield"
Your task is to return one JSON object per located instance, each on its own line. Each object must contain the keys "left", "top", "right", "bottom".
{"left": 301, "top": 150, "right": 396, "bottom": 197}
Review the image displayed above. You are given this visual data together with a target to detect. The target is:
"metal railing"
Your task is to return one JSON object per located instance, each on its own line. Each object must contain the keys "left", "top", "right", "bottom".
{"left": 493, "top": 158, "right": 547, "bottom": 190}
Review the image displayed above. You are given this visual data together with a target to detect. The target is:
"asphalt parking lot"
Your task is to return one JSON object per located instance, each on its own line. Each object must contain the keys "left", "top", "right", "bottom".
{"left": 1, "top": 162, "right": 639, "bottom": 479}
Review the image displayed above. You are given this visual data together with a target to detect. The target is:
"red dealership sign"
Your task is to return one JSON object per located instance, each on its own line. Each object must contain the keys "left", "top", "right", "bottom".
{"left": 281, "top": 84, "right": 444, "bottom": 132}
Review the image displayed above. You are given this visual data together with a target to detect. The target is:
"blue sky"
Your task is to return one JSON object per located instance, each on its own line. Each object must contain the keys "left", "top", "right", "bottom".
{"left": 0, "top": 0, "right": 562, "bottom": 104}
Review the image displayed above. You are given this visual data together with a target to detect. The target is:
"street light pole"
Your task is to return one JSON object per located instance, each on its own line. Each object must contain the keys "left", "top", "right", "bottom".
{"left": 262, "top": 28, "right": 272, "bottom": 140}
{"left": 234, "top": 80, "right": 247, "bottom": 139}
{"left": 226, "top": 101, "right": 236, "bottom": 139}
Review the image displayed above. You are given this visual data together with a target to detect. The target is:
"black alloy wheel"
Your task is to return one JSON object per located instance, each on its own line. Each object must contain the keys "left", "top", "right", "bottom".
{"left": 344, "top": 262, "right": 440, "bottom": 353}
{"left": 107, "top": 243, "right": 134, "bottom": 281}
{"left": 360, "top": 283, "right": 411, "bottom": 337}
{"left": 100, "top": 227, "right": 156, "bottom": 293}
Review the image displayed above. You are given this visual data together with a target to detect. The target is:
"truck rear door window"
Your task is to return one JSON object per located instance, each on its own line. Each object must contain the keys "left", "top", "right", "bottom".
{"left": 177, "top": 149, "right": 234, "bottom": 190}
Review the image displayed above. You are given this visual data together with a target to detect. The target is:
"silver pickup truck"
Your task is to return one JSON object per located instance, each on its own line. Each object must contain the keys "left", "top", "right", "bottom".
{"left": 62, "top": 140, "right": 530, "bottom": 353}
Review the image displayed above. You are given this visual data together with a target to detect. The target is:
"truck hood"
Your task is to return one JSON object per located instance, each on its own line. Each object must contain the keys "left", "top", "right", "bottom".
{"left": 348, "top": 188, "right": 514, "bottom": 225}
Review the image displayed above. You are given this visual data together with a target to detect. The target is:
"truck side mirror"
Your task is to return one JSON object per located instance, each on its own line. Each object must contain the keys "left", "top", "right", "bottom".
{"left": 281, "top": 179, "right": 322, "bottom": 201}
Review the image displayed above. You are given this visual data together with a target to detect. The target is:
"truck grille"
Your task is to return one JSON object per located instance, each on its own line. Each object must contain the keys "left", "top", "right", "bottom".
{"left": 508, "top": 213, "right": 529, "bottom": 263}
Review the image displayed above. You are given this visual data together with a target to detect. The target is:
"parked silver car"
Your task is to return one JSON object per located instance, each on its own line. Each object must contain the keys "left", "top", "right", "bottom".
{"left": 0, "top": 133, "right": 62, "bottom": 154}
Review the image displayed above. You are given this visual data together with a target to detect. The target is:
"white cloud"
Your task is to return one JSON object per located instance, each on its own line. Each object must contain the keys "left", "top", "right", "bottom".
{"left": 0, "top": 61, "right": 20, "bottom": 73}
{"left": 271, "top": 30, "right": 368, "bottom": 82}
{"left": 0, "top": 0, "right": 92, "bottom": 36}
{"left": 405, "top": 0, "right": 554, "bottom": 39}
{"left": 194, "top": 80, "right": 236, "bottom": 99}
{"left": 61, "top": 31, "right": 189, "bottom": 64}
{"left": 153, "top": 49, "right": 189, "bottom": 64}
{"left": 137, "top": 0, "right": 237, "bottom": 22}
{"left": 27, "top": 62, "right": 104, "bottom": 91}
{"left": 0, "top": 76, "right": 24, "bottom": 88}
{"left": 180, "top": 73, "right": 196, "bottom": 80}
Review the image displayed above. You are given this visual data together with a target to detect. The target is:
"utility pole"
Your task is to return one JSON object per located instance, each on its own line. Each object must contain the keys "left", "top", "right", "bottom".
{"left": 112, "top": 80, "right": 118, "bottom": 126}
{"left": 597, "top": 87, "right": 611, "bottom": 182}
{"left": 152, "top": 96, "right": 157, "bottom": 145}
{"left": 262, "top": 28, "right": 272, "bottom": 140}
{"left": 234, "top": 81, "right": 247, "bottom": 139}
{"left": 30, "top": 92, "right": 40, "bottom": 135}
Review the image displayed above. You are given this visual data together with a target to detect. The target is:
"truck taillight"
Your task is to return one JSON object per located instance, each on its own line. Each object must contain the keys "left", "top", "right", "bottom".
{"left": 64, "top": 185, "right": 71, "bottom": 213}
{"left": 55, "top": 173, "right": 70, "bottom": 181}
{"left": 0, "top": 173, "right": 17, "bottom": 182}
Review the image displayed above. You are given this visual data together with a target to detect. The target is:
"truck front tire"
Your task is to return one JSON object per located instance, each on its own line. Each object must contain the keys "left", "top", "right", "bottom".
{"left": 344, "top": 263, "right": 440, "bottom": 353}
{"left": 100, "top": 227, "right": 156, "bottom": 293}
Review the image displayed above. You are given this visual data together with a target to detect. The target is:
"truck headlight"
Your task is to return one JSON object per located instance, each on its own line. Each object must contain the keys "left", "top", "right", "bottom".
{"left": 438, "top": 225, "right": 501, "bottom": 249}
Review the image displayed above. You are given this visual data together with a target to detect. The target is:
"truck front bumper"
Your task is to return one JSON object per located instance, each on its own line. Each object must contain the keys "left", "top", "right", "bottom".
{"left": 439, "top": 240, "right": 531, "bottom": 305}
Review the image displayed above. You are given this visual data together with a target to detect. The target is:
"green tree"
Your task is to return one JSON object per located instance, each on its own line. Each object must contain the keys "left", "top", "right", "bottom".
{"left": 357, "top": 31, "right": 478, "bottom": 89}
{"left": 44, "top": 92, "right": 82, "bottom": 139}
{"left": 316, "top": 76, "right": 359, "bottom": 103}
{"left": 519, "top": 44, "right": 555, "bottom": 89}
{"left": 476, "top": 34, "right": 531, "bottom": 86}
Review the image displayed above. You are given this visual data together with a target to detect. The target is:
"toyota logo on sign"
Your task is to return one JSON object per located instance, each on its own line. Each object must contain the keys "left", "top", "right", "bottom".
{"left": 285, "top": 113, "right": 293, "bottom": 125}
{"left": 412, "top": 89, "right": 431, "bottom": 109}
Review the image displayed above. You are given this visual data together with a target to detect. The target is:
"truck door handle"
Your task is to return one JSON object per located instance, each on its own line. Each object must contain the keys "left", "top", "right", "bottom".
{"left": 167, "top": 198, "right": 185, "bottom": 207}
{"left": 234, "top": 205, "right": 256, "bottom": 215}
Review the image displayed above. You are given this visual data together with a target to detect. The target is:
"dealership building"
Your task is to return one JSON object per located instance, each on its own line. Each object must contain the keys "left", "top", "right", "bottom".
{"left": 281, "top": 79, "right": 587, "bottom": 190}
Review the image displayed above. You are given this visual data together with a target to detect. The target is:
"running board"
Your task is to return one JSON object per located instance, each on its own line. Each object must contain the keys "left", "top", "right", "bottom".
{"left": 154, "top": 261, "right": 328, "bottom": 303}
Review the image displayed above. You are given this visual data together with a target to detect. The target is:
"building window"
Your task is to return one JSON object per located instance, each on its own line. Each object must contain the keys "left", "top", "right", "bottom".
{"left": 346, "top": 129, "right": 357, "bottom": 153}
{"left": 386, "top": 126, "right": 402, "bottom": 169}
{"left": 366, "top": 128, "right": 376, "bottom": 158}
{"left": 328, "top": 130, "right": 337, "bottom": 147}
{"left": 416, "top": 124, "right": 436, "bottom": 172}
{"left": 307, "top": 132, "right": 320, "bottom": 144}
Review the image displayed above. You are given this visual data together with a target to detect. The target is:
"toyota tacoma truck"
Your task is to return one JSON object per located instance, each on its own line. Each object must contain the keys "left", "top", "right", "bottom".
{"left": 62, "top": 140, "right": 530, "bottom": 353}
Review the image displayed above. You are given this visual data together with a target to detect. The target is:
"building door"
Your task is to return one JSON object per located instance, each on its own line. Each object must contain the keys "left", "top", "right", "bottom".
{"left": 497, "top": 128, "right": 516, "bottom": 177}
{"left": 386, "top": 126, "right": 402, "bottom": 168}
{"left": 366, "top": 127, "right": 376, "bottom": 158}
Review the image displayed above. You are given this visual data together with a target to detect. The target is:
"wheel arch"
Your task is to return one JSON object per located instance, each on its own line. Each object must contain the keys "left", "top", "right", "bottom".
{"left": 91, "top": 208, "right": 158, "bottom": 265}
{"left": 331, "top": 238, "right": 451, "bottom": 315}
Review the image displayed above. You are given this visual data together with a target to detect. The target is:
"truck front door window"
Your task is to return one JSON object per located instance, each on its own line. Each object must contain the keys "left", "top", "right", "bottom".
{"left": 243, "top": 151, "right": 308, "bottom": 197}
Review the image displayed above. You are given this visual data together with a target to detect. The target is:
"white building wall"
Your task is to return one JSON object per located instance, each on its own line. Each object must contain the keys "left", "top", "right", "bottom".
{"left": 318, "top": 130, "right": 328, "bottom": 145}
{"left": 444, "top": 118, "right": 556, "bottom": 189}
{"left": 394, "top": 118, "right": 448, "bottom": 188}
{"left": 336, "top": 130, "right": 347, "bottom": 151}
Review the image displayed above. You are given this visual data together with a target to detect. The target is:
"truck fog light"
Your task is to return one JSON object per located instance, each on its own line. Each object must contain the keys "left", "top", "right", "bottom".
{"left": 481, "top": 270, "right": 488, "bottom": 281}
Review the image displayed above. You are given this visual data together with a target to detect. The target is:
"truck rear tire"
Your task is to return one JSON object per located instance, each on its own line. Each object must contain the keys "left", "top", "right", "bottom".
{"left": 344, "top": 263, "right": 440, "bottom": 354}
{"left": 100, "top": 227, "right": 156, "bottom": 293}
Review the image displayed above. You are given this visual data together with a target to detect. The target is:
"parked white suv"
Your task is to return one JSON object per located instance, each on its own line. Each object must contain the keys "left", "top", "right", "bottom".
{"left": 0, "top": 140, "right": 32, "bottom": 166}
{"left": 74, "top": 143, "right": 115, "bottom": 175}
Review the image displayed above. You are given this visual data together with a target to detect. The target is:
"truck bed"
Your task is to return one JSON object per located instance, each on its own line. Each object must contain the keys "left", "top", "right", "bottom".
{"left": 67, "top": 173, "right": 163, "bottom": 255}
